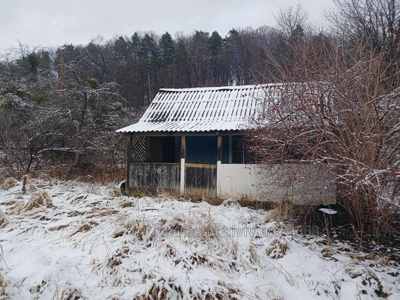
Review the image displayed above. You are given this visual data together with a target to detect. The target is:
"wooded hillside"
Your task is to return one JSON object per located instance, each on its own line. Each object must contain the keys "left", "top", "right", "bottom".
{"left": 0, "top": 8, "right": 315, "bottom": 176}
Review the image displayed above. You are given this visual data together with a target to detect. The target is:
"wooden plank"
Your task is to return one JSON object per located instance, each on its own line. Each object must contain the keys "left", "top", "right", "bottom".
{"left": 217, "top": 135, "right": 223, "bottom": 162}
{"left": 180, "top": 136, "right": 186, "bottom": 159}
{"left": 185, "top": 163, "right": 217, "bottom": 198}
{"left": 185, "top": 163, "right": 216, "bottom": 169}
{"left": 128, "top": 162, "right": 180, "bottom": 194}
{"left": 180, "top": 136, "right": 186, "bottom": 195}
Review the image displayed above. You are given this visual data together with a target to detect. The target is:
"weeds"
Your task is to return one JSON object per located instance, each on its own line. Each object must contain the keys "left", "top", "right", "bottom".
{"left": 200, "top": 210, "right": 218, "bottom": 240}
{"left": 0, "top": 273, "right": 7, "bottom": 300}
{"left": 23, "top": 191, "right": 53, "bottom": 211}
{"left": 56, "top": 288, "right": 83, "bottom": 300}
{"left": 0, "top": 209, "right": 7, "bottom": 228}
{"left": 266, "top": 239, "right": 289, "bottom": 259}
{"left": 0, "top": 178, "right": 17, "bottom": 190}
{"left": 120, "top": 200, "right": 134, "bottom": 208}
{"left": 71, "top": 222, "right": 96, "bottom": 236}
{"left": 125, "top": 219, "right": 147, "bottom": 240}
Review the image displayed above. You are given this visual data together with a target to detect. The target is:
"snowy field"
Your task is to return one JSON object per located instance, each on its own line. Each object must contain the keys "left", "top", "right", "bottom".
{"left": 0, "top": 178, "right": 399, "bottom": 299}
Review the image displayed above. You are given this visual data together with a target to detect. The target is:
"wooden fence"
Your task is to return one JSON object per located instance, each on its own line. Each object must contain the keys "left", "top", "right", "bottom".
{"left": 128, "top": 162, "right": 180, "bottom": 194}
{"left": 185, "top": 163, "right": 217, "bottom": 198}
{"left": 128, "top": 162, "right": 217, "bottom": 198}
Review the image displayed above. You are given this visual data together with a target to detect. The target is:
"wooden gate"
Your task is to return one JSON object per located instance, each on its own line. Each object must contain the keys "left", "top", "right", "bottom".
{"left": 185, "top": 163, "right": 217, "bottom": 198}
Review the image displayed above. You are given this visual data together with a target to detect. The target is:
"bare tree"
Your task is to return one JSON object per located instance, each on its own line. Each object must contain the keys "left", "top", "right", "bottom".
{"left": 250, "top": 39, "right": 400, "bottom": 238}
{"left": 331, "top": 0, "right": 400, "bottom": 85}
{"left": 276, "top": 5, "right": 309, "bottom": 39}
{"left": 0, "top": 47, "right": 132, "bottom": 178}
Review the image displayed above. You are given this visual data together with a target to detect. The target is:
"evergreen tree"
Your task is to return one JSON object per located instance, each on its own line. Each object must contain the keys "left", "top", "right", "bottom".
{"left": 190, "top": 31, "right": 210, "bottom": 85}
{"left": 159, "top": 32, "right": 176, "bottom": 66}
{"left": 140, "top": 34, "right": 160, "bottom": 104}
{"left": 208, "top": 31, "right": 225, "bottom": 84}
{"left": 224, "top": 29, "right": 242, "bottom": 84}
{"left": 175, "top": 38, "right": 192, "bottom": 87}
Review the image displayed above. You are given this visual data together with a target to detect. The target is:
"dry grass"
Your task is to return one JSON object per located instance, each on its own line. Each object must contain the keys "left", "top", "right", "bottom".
{"left": 134, "top": 282, "right": 181, "bottom": 300}
{"left": 8, "top": 191, "right": 54, "bottom": 214}
{"left": 277, "top": 201, "right": 294, "bottom": 220}
{"left": 106, "top": 246, "right": 130, "bottom": 270}
{"left": 0, "top": 178, "right": 18, "bottom": 190}
{"left": 113, "top": 218, "right": 152, "bottom": 240}
{"left": 111, "top": 187, "right": 122, "bottom": 198}
{"left": 200, "top": 211, "right": 218, "bottom": 240}
{"left": 134, "top": 280, "right": 240, "bottom": 300}
{"left": 120, "top": 200, "right": 134, "bottom": 208}
{"left": 48, "top": 224, "right": 70, "bottom": 232}
{"left": 46, "top": 165, "right": 125, "bottom": 184}
{"left": 71, "top": 223, "right": 96, "bottom": 236}
{"left": 249, "top": 242, "right": 259, "bottom": 264}
{"left": 0, "top": 209, "right": 8, "bottom": 228}
{"left": 21, "top": 175, "right": 31, "bottom": 194}
{"left": 266, "top": 239, "right": 289, "bottom": 259}
{"left": 23, "top": 191, "right": 53, "bottom": 211}
{"left": 86, "top": 208, "right": 119, "bottom": 218}
{"left": 203, "top": 197, "right": 224, "bottom": 206}
{"left": 0, "top": 273, "right": 7, "bottom": 300}
{"left": 238, "top": 196, "right": 277, "bottom": 210}
{"left": 160, "top": 217, "right": 185, "bottom": 233}
{"left": 125, "top": 219, "right": 147, "bottom": 241}
{"left": 56, "top": 287, "right": 82, "bottom": 300}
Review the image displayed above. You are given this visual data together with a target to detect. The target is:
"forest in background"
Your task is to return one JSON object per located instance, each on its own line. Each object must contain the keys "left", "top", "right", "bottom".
{"left": 1, "top": 25, "right": 311, "bottom": 109}
{"left": 0, "top": 5, "right": 317, "bottom": 176}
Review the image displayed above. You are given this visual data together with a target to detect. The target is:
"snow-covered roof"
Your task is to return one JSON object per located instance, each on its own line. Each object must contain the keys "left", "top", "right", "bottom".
{"left": 117, "top": 83, "right": 282, "bottom": 133}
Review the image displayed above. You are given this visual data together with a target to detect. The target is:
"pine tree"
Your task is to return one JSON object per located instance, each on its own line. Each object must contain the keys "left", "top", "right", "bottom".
{"left": 175, "top": 38, "right": 192, "bottom": 87}
{"left": 140, "top": 34, "right": 160, "bottom": 104}
{"left": 159, "top": 32, "right": 176, "bottom": 66}
{"left": 224, "top": 29, "right": 242, "bottom": 84}
{"left": 208, "top": 31, "right": 225, "bottom": 84}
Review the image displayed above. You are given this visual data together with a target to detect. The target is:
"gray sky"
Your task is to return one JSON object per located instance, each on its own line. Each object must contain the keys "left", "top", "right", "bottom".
{"left": 0, "top": 0, "right": 334, "bottom": 53}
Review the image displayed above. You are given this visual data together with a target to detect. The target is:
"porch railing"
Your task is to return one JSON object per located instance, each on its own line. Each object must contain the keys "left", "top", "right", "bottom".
{"left": 128, "top": 162, "right": 180, "bottom": 194}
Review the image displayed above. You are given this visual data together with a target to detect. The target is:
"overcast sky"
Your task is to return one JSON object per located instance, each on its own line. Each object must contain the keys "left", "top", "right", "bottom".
{"left": 0, "top": 0, "right": 334, "bottom": 53}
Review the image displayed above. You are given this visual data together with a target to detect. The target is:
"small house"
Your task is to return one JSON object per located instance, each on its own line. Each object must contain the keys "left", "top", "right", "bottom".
{"left": 117, "top": 84, "right": 336, "bottom": 205}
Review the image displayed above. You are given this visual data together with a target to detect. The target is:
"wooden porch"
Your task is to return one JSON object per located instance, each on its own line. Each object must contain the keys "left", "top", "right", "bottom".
{"left": 126, "top": 134, "right": 227, "bottom": 198}
{"left": 128, "top": 162, "right": 217, "bottom": 198}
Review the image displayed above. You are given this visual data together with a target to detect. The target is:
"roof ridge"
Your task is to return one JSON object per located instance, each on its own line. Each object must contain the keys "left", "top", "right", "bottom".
{"left": 159, "top": 83, "right": 283, "bottom": 92}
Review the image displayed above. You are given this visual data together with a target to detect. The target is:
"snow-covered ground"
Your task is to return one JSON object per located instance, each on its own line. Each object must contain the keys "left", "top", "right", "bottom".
{"left": 0, "top": 179, "right": 399, "bottom": 299}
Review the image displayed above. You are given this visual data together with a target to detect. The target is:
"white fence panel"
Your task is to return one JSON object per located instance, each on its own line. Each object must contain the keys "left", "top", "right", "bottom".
{"left": 217, "top": 163, "right": 336, "bottom": 205}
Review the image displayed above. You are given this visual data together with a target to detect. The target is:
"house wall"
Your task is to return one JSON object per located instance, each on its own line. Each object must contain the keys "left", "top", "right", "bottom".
{"left": 217, "top": 163, "right": 336, "bottom": 205}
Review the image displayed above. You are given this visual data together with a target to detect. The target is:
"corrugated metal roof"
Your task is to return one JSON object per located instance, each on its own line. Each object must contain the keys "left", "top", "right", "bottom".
{"left": 117, "top": 83, "right": 283, "bottom": 133}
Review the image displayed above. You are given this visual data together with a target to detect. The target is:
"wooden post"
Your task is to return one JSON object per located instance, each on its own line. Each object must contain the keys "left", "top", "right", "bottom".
{"left": 216, "top": 135, "right": 223, "bottom": 197}
{"left": 217, "top": 135, "right": 223, "bottom": 162}
{"left": 180, "top": 135, "right": 186, "bottom": 195}
{"left": 228, "top": 135, "right": 233, "bottom": 163}
{"left": 126, "top": 134, "right": 133, "bottom": 191}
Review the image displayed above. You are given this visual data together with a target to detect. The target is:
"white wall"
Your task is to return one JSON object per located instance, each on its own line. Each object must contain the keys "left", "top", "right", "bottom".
{"left": 217, "top": 163, "right": 336, "bottom": 205}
